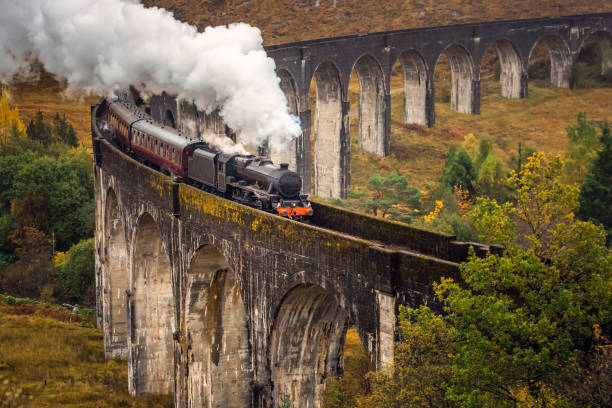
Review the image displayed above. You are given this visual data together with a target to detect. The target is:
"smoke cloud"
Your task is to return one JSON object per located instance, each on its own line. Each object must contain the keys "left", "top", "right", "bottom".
{"left": 201, "top": 133, "right": 250, "bottom": 155}
{"left": 0, "top": 0, "right": 301, "bottom": 149}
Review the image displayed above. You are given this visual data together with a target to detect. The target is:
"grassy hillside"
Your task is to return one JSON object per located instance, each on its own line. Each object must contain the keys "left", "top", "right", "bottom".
{"left": 348, "top": 74, "right": 612, "bottom": 193}
{"left": 6, "top": 66, "right": 99, "bottom": 147}
{"left": 0, "top": 295, "right": 173, "bottom": 408}
{"left": 143, "top": 0, "right": 612, "bottom": 44}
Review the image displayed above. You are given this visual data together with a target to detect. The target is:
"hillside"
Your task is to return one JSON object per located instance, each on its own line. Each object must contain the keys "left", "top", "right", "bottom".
{"left": 348, "top": 75, "right": 612, "bottom": 192}
{"left": 5, "top": 65, "right": 99, "bottom": 147}
{"left": 143, "top": 0, "right": 612, "bottom": 44}
{"left": 0, "top": 295, "right": 173, "bottom": 408}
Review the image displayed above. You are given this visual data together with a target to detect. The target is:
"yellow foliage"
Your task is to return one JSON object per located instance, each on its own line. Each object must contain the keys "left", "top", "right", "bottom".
{"left": 424, "top": 200, "right": 443, "bottom": 223}
{"left": 54, "top": 251, "right": 66, "bottom": 269}
{"left": 462, "top": 132, "right": 479, "bottom": 157}
{"left": 0, "top": 88, "right": 26, "bottom": 143}
{"left": 453, "top": 185, "right": 472, "bottom": 216}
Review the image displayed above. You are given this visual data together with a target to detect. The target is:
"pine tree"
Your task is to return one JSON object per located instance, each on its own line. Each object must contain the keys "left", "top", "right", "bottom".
{"left": 440, "top": 146, "right": 476, "bottom": 195}
{"left": 577, "top": 123, "right": 612, "bottom": 242}
{"left": 52, "top": 113, "right": 78, "bottom": 147}
{"left": 26, "top": 110, "right": 53, "bottom": 146}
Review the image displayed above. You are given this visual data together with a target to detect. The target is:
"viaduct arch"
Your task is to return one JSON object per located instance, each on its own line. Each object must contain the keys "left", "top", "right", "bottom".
{"left": 94, "top": 98, "right": 496, "bottom": 407}
{"left": 149, "top": 12, "right": 612, "bottom": 199}
{"left": 97, "top": 13, "right": 612, "bottom": 408}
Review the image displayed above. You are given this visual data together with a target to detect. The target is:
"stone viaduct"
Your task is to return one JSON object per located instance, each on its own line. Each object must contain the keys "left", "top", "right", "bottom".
{"left": 148, "top": 12, "right": 612, "bottom": 199}
{"left": 96, "top": 13, "right": 611, "bottom": 408}
{"left": 93, "top": 96, "right": 496, "bottom": 407}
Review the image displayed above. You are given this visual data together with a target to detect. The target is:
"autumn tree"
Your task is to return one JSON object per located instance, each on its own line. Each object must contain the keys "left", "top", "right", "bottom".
{"left": 357, "top": 307, "right": 455, "bottom": 408}
{"left": 0, "top": 88, "right": 26, "bottom": 143}
{"left": 363, "top": 153, "right": 611, "bottom": 408}
{"left": 443, "top": 152, "right": 612, "bottom": 406}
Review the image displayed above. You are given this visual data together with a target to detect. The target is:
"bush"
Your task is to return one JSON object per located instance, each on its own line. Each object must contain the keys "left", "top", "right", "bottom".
{"left": 57, "top": 238, "right": 95, "bottom": 305}
{"left": 5, "top": 295, "right": 16, "bottom": 305}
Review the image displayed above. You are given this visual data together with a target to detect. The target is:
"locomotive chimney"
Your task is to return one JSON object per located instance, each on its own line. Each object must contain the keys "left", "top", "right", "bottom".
{"left": 280, "top": 163, "right": 289, "bottom": 170}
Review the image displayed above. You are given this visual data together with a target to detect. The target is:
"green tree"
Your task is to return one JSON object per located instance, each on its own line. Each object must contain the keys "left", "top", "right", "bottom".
{"left": 57, "top": 238, "right": 95, "bottom": 304}
{"left": 437, "top": 153, "right": 612, "bottom": 407}
{"left": 52, "top": 113, "right": 78, "bottom": 147}
{"left": 440, "top": 146, "right": 476, "bottom": 195}
{"left": 364, "top": 173, "right": 421, "bottom": 217}
{"left": 26, "top": 110, "right": 53, "bottom": 147}
{"left": 0, "top": 213, "right": 17, "bottom": 269}
{"left": 564, "top": 112, "right": 600, "bottom": 184}
{"left": 359, "top": 307, "right": 455, "bottom": 408}
{"left": 365, "top": 153, "right": 611, "bottom": 408}
{"left": 476, "top": 153, "right": 510, "bottom": 202}
{"left": 577, "top": 123, "right": 612, "bottom": 242}
{"left": 11, "top": 150, "right": 94, "bottom": 250}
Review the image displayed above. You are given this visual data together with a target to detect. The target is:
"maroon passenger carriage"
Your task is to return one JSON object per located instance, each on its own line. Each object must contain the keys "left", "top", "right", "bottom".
{"left": 107, "top": 99, "right": 207, "bottom": 178}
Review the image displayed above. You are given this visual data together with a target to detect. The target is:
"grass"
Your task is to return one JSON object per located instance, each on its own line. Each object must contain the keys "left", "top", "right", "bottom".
{"left": 0, "top": 295, "right": 173, "bottom": 408}
{"left": 348, "top": 78, "right": 612, "bottom": 194}
{"left": 142, "top": 0, "right": 612, "bottom": 45}
{"left": 5, "top": 65, "right": 99, "bottom": 149}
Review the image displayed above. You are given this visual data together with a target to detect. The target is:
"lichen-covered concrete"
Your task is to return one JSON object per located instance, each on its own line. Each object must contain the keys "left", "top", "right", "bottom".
{"left": 94, "top": 117, "right": 479, "bottom": 406}
{"left": 530, "top": 35, "right": 572, "bottom": 88}
{"left": 398, "top": 50, "right": 428, "bottom": 126}
{"left": 131, "top": 213, "right": 176, "bottom": 395}
{"left": 312, "top": 61, "right": 345, "bottom": 199}
{"left": 353, "top": 55, "right": 386, "bottom": 156}
{"left": 103, "top": 189, "right": 128, "bottom": 360}
{"left": 269, "top": 284, "right": 348, "bottom": 408}
{"left": 491, "top": 40, "right": 526, "bottom": 99}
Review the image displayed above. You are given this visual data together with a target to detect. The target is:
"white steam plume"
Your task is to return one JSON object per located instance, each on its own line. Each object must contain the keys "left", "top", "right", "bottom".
{"left": 0, "top": 0, "right": 301, "bottom": 149}
{"left": 201, "top": 133, "right": 249, "bottom": 155}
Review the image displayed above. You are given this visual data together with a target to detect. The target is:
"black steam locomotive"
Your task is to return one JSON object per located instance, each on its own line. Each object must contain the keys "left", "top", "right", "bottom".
{"left": 99, "top": 97, "right": 312, "bottom": 220}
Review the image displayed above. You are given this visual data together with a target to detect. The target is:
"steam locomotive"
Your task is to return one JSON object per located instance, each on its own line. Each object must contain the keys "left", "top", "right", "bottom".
{"left": 101, "top": 97, "right": 312, "bottom": 220}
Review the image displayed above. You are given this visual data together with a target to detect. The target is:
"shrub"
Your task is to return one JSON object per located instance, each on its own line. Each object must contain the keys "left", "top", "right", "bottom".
{"left": 56, "top": 238, "right": 95, "bottom": 305}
